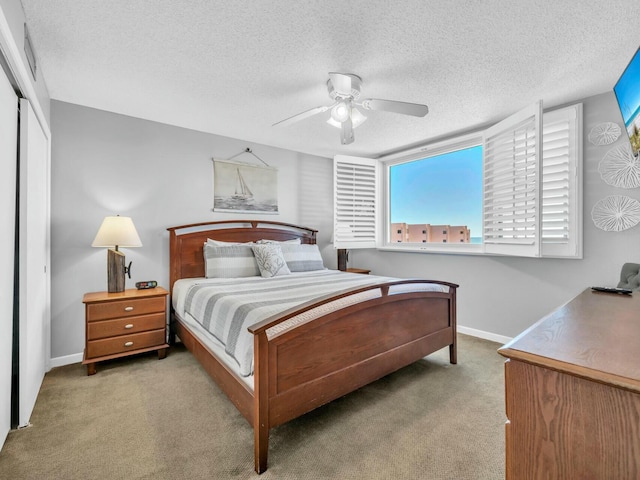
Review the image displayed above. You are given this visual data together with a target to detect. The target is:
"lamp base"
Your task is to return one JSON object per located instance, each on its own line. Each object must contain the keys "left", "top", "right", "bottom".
{"left": 337, "top": 249, "right": 349, "bottom": 271}
{"left": 107, "top": 249, "right": 126, "bottom": 293}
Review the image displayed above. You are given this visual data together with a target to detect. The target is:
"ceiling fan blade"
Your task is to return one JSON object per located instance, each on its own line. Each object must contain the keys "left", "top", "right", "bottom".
{"left": 272, "top": 104, "right": 334, "bottom": 127}
{"left": 329, "top": 72, "right": 353, "bottom": 97}
{"left": 360, "top": 98, "right": 429, "bottom": 117}
{"left": 340, "top": 117, "right": 354, "bottom": 145}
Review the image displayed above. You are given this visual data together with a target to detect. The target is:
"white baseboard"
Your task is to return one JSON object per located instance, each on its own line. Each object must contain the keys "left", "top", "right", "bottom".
{"left": 49, "top": 352, "right": 83, "bottom": 369}
{"left": 457, "top": 325, "right": 512, "bottom": 345}
{"left": 48, "top": 328, "right": 509, "bottom": 368}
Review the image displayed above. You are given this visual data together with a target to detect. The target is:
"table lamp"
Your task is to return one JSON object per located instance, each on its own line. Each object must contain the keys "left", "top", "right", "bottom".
{"left": 333, "top": 222, "right": 353, "bottom": 271}
{"left": 92, "top": 215, "right": 142, "bottom": 293}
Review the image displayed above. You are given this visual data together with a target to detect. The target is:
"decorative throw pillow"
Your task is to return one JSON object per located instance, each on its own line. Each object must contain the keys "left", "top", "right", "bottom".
{"left": 251, "top": 244, "right": 291, "bottom": 278}
{"left": 280, "top": 244, "right": 325, "bottom": 272}
{"left": 203, "top": 244, "right": 260, "bottom": 278}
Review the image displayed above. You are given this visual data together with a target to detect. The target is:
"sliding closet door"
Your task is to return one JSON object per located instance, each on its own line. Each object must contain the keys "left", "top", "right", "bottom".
{"left": 0, "top": 66, "right": 17, "bottom": 447}
{"left": 17, "top": 98, "right": 50, "bottom": 428}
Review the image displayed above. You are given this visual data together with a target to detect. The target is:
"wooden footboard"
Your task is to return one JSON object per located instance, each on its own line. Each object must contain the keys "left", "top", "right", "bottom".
{"left": 248, "top": 281, "right": 457, "bottom": 473}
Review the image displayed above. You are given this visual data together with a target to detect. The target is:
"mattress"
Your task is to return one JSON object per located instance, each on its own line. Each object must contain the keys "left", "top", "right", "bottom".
{"left": 172, "top": 269, "right": 449, "bottom": 378}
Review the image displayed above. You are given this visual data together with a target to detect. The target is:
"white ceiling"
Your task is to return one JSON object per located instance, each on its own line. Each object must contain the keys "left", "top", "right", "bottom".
{"left": 19, "top": 0, "right": 640, "bottom": 159}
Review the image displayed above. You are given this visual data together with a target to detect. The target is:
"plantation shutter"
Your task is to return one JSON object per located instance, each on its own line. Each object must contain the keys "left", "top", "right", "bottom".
{"left": 334, "top": 155, "right": 378, "bottom": 249}
{"left": 541, "top": 104, "right": 582, "bottom": 258}
{"left": 483, "top": 102, "right": 542, "bottom": 257}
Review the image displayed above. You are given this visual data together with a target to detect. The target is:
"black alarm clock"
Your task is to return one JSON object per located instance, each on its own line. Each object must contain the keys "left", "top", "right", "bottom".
{"left": 135, "top": 280, "right": 157, "bottom": 290}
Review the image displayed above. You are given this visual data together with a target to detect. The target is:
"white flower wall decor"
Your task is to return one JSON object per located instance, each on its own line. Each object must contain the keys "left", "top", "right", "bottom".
{"left": 588, "top": 122, "right": 621, "bottom": 146}
{"left": 598, "top": 144, "right": 640, "bottom": 189}
{"left": 591, "top": 195, "right": 640, "bottom": 232}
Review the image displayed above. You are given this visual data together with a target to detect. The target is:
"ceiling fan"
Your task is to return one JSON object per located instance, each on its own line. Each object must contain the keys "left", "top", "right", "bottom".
{"left": 272, "top": 72, "right": 429, "bottom": 145}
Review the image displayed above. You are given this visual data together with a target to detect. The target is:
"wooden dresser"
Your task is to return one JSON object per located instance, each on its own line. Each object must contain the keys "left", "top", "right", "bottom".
{"left": 82, "top": 287, "right": 169, "bottom": 375}
{"left": 498, "top": 289, "right": 640, "bottom": 479}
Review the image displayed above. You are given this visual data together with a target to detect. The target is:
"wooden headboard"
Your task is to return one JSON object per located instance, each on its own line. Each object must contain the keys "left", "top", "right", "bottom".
{"left": 167, "top": 220, "right": 318, "bottom": 293}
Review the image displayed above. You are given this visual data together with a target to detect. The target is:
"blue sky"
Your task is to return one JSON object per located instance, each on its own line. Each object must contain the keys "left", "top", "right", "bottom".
{"left": 390, "top": 145, "right": 483, "bottom": 236}
{"left": 614, "top": 47, "right": 640, "bottom": 126}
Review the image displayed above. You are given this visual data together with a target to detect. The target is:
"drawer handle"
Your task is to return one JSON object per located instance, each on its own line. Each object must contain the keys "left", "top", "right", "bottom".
{"left": 124, "top": 306, "right": 134, "bottom": 312}
{"left": 124, "top": 324, "right": 134, "bottom": 329}
{"left": 124, "top": 341, "right": 134, "bottom": 347}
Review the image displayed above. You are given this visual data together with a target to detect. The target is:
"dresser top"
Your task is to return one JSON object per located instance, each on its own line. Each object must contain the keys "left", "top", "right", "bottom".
{"left": 83, "top": 287, "right": 168, "bottom": 304}
{"left": 498, "top": 289, "right": 640, "bottom": 393}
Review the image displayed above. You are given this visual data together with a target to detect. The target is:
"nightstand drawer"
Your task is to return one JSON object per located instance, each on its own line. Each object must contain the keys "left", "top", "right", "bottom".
{"left": 86, "top": 296, "right": 166, "bottom": 321}
{"left": 86, "top": 329, "right": 166, "bottom": 358}
{"left": 87, "top": 313, "right": 166, "bottom": 340}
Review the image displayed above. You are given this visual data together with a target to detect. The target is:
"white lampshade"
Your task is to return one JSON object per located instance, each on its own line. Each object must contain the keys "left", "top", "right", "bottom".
{"left": 330, "top": 101, "right": 350, "bottom": 123}
{"left": 350, "top": 108, "right": 367, "bottom": 128}
{"left": 91, "top": 216, "right": 142, "bottom": 248}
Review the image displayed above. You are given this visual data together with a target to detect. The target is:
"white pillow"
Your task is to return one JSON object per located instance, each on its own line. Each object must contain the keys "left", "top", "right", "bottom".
{"left": 256, "top": 238, "right": 301, "bottom": 244}
{"left": 203, "top": 244, "right": 260, "bottom": 278}
{"left": 251, "top": 244, "right": 291, "bottom": 278}
{"left": 206, "top": 238, "right": 254, "bottom": 246}
{"left": 280, "top": 244, "right": 325, "bottom": 272}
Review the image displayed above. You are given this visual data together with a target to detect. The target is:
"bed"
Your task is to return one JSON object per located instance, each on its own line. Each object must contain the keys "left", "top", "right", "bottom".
{"left": 167, "top": 220, "right": 458, "bottom": 473}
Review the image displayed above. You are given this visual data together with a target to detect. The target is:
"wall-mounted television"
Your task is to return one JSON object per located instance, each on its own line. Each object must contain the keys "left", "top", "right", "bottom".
{"left": 613, "top": 46, "right": 640, "bottom": 158}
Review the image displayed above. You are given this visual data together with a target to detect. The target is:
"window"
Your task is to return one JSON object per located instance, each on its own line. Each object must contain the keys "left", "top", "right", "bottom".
{"left": 334, "top": 103, "right": 582, "bottom": 258}
{"left": 333, "top": 155, "right": 378, "bottom": 249}
{"left": 389, "top": 145, "right": 481, "bottom": 246}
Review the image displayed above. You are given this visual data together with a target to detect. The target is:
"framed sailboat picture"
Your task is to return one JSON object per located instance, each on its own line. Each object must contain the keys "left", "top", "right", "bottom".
{"left": 212, "top": 159, "right": 278, "bottom": 213}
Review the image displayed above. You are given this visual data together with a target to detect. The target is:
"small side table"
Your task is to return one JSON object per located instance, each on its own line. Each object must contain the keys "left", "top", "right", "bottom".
{"left": 346, "top": 268, "right": 370, "bottom": 275}
{"left": 82, "top": 287, "right": 169, "bottom": 375}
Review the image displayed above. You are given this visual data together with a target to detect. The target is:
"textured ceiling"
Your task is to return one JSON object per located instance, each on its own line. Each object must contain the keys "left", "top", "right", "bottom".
{"left": 19, "top": 0, "right": 640, "bottom": 159}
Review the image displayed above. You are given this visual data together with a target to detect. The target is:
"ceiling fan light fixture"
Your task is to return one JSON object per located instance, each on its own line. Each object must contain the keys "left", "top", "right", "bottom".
{"left": 330, "top": 101, "right": 350, "bottom": 123}
{"left": 327, "top": 105, "right": 367, "bottom": 129}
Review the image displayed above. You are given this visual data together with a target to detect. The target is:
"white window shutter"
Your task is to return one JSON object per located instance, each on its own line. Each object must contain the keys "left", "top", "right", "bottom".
{"left": 334, "top": 155, "right": 378, "bottom": 249}
{"left": 483, "top": 102, "right": 543, "bottom": 257}
{"left": 541, "top": 104, "right": 582, "bottom": 258}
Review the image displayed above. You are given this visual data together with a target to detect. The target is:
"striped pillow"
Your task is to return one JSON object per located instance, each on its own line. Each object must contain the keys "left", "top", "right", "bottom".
{"left": 203, "top": 244, "right": 260, "bottom": 278}
{"left": 280, "top": 244, "right": 325, "bottom": 272}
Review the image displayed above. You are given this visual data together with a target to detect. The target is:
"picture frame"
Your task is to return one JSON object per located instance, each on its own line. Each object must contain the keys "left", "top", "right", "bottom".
{"left": 212, "top": 158, "right": 278, "bottom": 214}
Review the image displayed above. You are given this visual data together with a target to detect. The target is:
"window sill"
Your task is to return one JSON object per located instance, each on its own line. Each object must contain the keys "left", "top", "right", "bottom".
{"left": 378, "top": 243, "right": 485, "bottom": 256}
{"left": 377, "top": 244, "right": 582, "bottom": 259}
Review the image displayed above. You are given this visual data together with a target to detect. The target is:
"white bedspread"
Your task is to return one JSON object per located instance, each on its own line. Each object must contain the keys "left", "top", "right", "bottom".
{"left": 172, "top": 270, "right": 448, "bottom": 376}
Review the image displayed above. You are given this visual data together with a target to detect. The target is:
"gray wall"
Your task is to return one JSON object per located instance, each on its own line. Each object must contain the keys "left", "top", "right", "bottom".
{"left": 51, "top": 90, "right": 640, "bottom": 362}
{"left": 352, "top": 91, "right": 640, "bottom": 339}
{"left": 50, "top": 101, "right": 333, "bottom": 361}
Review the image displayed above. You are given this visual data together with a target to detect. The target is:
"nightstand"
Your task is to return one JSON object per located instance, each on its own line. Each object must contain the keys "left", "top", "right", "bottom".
{"left": 346, "top": 268, "right": 370, "bottom": 275}
{"left": 82, "top": 287, "right": 169, "bottom": 375}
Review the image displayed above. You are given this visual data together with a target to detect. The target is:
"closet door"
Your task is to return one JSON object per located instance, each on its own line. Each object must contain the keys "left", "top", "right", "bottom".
{"left": 0, "top": 66, "right": 17, "bottom": 448}
{"left": 17, "top": 98, "right": 50, "bottom": 428}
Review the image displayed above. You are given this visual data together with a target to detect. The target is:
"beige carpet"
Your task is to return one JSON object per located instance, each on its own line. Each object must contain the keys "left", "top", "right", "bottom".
{"left": 0, "top": 334, "right": 505, "bottom": 480}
